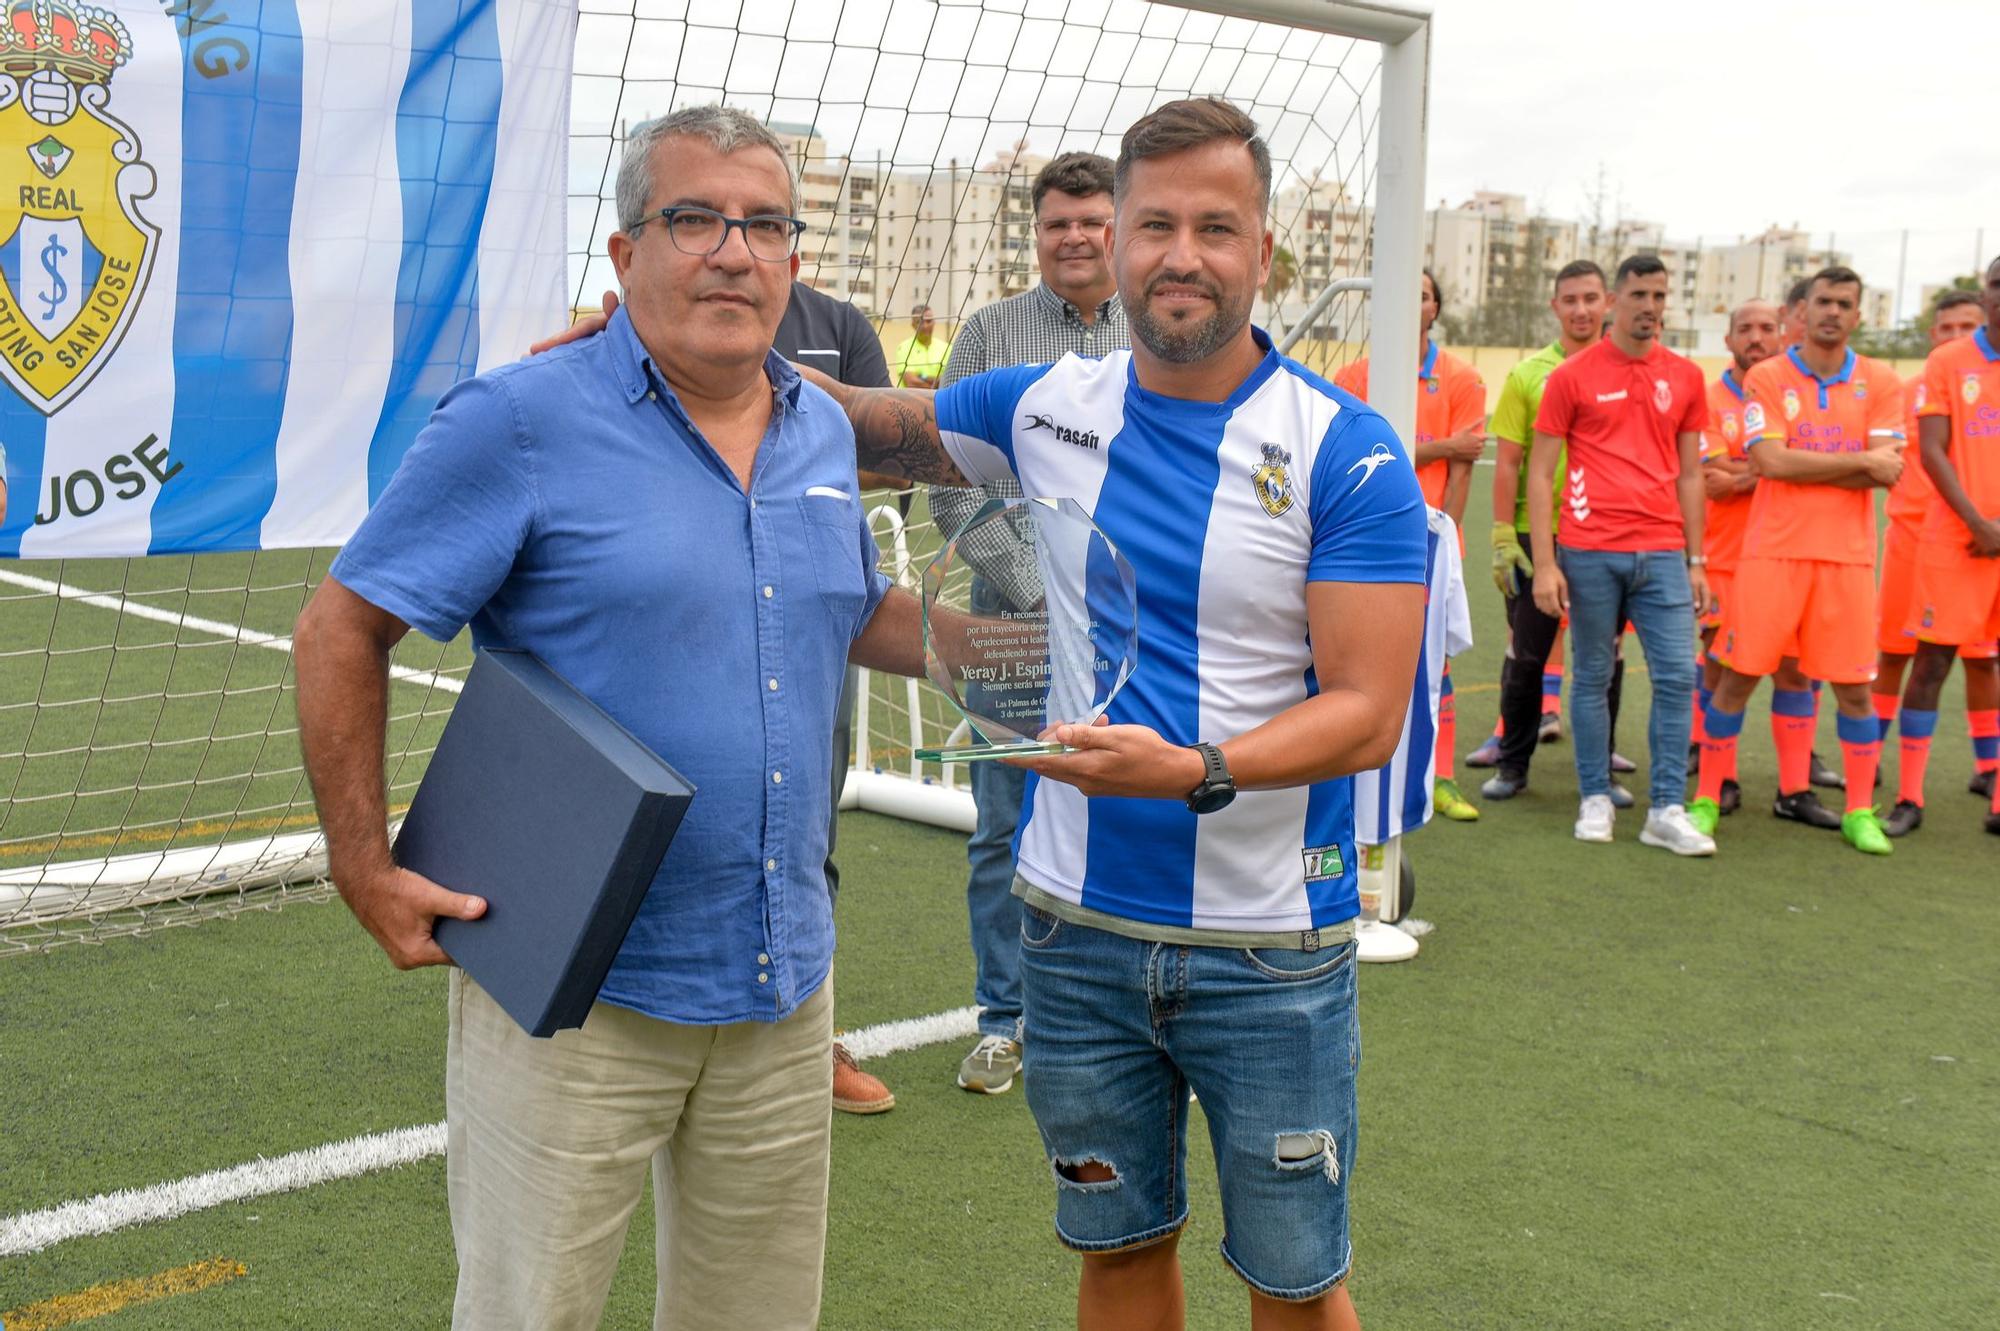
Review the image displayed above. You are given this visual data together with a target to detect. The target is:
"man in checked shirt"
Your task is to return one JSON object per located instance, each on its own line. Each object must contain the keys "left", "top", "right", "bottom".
{"left": 930, "top": 151, "right": 1131, "bottom": 1098}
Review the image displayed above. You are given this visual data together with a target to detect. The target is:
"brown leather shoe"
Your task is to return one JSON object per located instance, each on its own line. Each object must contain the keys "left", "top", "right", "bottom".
{"left": 832, "top": 1041, "right": 895, "bottom": 1115}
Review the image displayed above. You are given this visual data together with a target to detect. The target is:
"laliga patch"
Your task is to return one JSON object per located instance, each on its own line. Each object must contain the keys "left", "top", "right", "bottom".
{"left": 1743, "top": 401, "right": 1765, "bottom": 435}
{"left": 1302, "top": 845, "right": 1345, "bottom": 882}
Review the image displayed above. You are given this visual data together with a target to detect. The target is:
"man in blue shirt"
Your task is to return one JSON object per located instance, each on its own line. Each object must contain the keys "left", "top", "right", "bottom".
{"left": 293, "top": 107, "right": 923, "bottom": 1331}
{"left": 806, "top": 98, "right": 1426, "bottom": 1331}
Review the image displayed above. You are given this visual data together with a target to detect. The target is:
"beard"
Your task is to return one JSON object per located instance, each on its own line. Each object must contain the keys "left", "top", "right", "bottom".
{"left": 1126, "top": 271, "right": 1252, "bottom": 364}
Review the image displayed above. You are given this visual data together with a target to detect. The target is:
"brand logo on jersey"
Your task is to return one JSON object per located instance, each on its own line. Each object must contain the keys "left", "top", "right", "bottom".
{"left": 1254, "top": 442, "right": 1295, "bottom": 516}
{"left": 1023, "top": 412, "right": 1099, "bottom": 450}
{"left": 1301, "top": 844, "right": 1345, "bottom": 882}
{"left": 1965, "top": 374, "right": 1982, "bottom": 406}
{"left": 1594, "top": 390, "right": 1628, "bottom": 403}
{"left": 1344, "top": 440, "right": 1397, "bottom": 497}
{"left": 1923, "top": 605, "right": 1935, "bottom": 628}
{"left": 1653, "top": 378, "right": 1673, "bottom": 413}
{"left": 1566, "top": 466, "right": 1590, "bottom": 523}
{"left": 1782, "top": 387, "right": 1802, "bottom": 421}
{"left": 1722, "top": 412, "right": 1740, "bottom": 443}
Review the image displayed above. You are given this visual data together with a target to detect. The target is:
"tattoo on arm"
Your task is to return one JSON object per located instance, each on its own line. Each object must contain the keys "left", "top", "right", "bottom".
{"left": 847, "top": 389, "right": 967, "bottom": 486}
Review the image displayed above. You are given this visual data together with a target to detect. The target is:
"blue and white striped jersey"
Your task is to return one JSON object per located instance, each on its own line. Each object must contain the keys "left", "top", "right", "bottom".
{"left": 1353, "top": 508, "right": 1473, "bottom": 846}
{"left": 935, "top": 332, "right": 1428, "bottom": 932}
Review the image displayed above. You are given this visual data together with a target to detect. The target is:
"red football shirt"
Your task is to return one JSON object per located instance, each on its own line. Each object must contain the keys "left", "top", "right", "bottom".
{"left": 1741, "top": 348, "right": 1904, "bottom": 566}
{"left": 1534, "top": 337, "right": 1708, "bottom": 552}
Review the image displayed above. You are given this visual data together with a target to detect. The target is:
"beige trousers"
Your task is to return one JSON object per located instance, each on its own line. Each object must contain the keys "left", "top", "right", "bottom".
{"left": 445, "top": 969, "right": 835, "bottom": 1331}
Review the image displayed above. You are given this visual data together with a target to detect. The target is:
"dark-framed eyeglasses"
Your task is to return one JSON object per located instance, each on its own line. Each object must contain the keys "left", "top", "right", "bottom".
{"left": 636, "top": 205, "right": 806, "bottom": 261}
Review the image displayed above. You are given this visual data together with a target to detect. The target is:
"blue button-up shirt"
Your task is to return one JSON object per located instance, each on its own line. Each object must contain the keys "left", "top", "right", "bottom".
{"left": 331, "top": 306, "right": 889, "bottom": 1024}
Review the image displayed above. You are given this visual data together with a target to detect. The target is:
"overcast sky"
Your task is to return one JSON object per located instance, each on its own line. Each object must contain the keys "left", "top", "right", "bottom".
{"left": 1424, "top": 0, "right": 1994, "bottom": 261}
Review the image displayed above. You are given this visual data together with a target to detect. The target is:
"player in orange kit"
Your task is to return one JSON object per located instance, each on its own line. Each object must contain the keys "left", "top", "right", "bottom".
{"left": 1335, "top": 268, "right": 1486, "bottom": 821}
{"left": 1872, "top": 291, "right": 2000, "bottom": 836}
{"left": 1697, "top": 299, "right": 1797, "bottom": 817}
{"left": 1692, "top": 268, "right": 1906, "bottom": 854}
{"left": 1899, "top": 256, "right": 2000, "bottom": 836}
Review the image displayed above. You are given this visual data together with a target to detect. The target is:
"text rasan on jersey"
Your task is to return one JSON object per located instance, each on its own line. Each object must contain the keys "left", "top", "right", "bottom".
{"left": 1023, "top": 412, "right": 1101, "bottom": 450}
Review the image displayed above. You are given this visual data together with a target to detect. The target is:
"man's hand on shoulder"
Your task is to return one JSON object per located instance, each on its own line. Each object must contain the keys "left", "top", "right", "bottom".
{"left": 527, "top": 290, "right": 617, "bottom": 356}
{"left": 338, "top": 863, "right": 487, "bottom": 970}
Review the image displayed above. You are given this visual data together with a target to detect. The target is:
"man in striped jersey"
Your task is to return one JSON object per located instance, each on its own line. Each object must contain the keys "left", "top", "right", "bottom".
{"left": 812, "top": 96, "right": 1426, "bottom": 1331}
{"left": 927, "top": 151, "right": 1129, "bottom": 1099}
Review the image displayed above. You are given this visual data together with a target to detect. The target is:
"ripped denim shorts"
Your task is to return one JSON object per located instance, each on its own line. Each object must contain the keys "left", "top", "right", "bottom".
{"left": 1018, "top": 903, "right": 1360, "bottom": 1302}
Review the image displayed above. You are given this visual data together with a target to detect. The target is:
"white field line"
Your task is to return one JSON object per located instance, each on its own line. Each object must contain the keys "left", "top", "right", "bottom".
{"left": 0, "top": 568, "right": 462, "bottom": 695}
{"left": 0, "top": 1004, "right": 980, "bottom": 1257}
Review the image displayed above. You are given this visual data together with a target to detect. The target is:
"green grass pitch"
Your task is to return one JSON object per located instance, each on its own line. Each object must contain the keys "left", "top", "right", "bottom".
{"left": 1, "top": 471, "right": 1997, "bottom": 1328}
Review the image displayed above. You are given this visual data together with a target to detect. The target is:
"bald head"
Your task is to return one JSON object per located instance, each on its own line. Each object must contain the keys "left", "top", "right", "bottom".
{"left": 1725, "top": 299, "right": 1783, "bottom": 375}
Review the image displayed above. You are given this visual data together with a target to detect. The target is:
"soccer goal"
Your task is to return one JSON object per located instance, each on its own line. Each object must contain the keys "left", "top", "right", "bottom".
{"left": 0, "top": 0, "right": 1430, "bottom": 951}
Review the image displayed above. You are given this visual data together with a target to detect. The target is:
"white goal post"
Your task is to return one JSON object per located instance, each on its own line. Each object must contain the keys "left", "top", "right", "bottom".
{"left": 1, "top": 0, "right": 1432, "bottom": 948}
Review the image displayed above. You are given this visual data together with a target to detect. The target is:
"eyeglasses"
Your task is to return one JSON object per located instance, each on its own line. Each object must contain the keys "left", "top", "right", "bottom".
{"left": 636, "top": 205, "right": 806, "bottom": 261}
{"left": 1037, "top": 217, "right": 1110, "bottom": 238}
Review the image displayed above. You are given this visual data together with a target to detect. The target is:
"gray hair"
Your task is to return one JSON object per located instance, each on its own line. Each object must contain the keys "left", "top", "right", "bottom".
{"left": 615, "top": 106, "right": 798, "bottom": 233}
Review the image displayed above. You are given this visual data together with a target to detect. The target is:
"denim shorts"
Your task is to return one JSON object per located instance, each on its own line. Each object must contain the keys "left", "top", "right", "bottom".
{"left": 1018, "top": 904, "right": 1361, "bottom": 1302}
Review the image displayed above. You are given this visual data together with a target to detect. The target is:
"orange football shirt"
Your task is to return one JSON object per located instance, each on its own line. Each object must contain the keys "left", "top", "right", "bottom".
{"left": 1740, "top": 348, "right": 1905, "bottom": 566}
{"left": 1702, "top": 370, "right": 1753, "bottom": 572}
{"left": 1333, "top": 341, "right": 1485, "bottom": 508}
{"left": 1885, "top": 369, "right": 1937, "bottom": 533}
{"left": 1915, "top": 326, "right": 2000, "bottom": 541}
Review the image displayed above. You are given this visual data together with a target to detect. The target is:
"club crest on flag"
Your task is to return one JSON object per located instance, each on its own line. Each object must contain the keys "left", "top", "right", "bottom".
{"left": 1253, "top": 441, "right": 1294, "bottom": 517}
{"left": 0, "top": 0, "right": 156, "bottom": 415}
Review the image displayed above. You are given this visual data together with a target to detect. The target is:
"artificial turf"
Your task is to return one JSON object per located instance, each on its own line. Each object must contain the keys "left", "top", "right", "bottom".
{"left": 3, "top": 481, "right": 1997, "bottom": 1328}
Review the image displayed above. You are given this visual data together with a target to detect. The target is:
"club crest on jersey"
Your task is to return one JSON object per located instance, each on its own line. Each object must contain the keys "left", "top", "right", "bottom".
{"left": 0, "top": 1, "right": 156, "bottom": 416}
{"left": 1965, "top": 374, "right": 1982, "bottom": 406}
{"left": 1253, "top": 442, "right": 1294, "bottom": 517}
{"left": 1722, "top": 412, "right": 1740, "bottom": 443}
{"left": 1653, "top": 378, "right": 1672, "bottom": 413}
{"left": 1424, "top": 377, "right": 1438, "bottom": 395}
{"left": 1782, "top": 387, "right": 1802, "bottom": 421}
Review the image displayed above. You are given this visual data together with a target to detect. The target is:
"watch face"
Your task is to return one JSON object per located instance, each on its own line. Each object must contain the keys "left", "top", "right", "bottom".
{"left": 1190, "top": 785, "right": 1236, "bottom": 814}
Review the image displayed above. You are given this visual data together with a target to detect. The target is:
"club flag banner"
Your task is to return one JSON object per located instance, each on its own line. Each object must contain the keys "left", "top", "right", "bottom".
{"left": 0, "top": 0, "right": 574, "bottom": 558}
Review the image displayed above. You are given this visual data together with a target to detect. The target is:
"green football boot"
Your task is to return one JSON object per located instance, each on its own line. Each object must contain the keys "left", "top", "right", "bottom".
{"left": 1840, "top": 807, "right": 1893, "bottom": 857}
{"left": 1685, "top": 797, "right": 1720, "bottom": 838}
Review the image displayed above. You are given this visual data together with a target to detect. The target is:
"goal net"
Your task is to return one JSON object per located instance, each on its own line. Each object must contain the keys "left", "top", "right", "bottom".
{"left": 2, "top": 0, "right": 1426, "bottom": 950}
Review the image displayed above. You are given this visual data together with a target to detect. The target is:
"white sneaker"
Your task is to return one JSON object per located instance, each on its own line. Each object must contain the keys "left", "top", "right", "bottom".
{"left": 1639, "top": 803, "right": 1717, "bottom": 857}
{"left": 1574, "top": 794, "right": 1615, "bottom": 843}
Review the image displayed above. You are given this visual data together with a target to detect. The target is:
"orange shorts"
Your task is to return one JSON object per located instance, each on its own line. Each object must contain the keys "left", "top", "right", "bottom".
{"left": 1703, "top": 567, "right": 1733, "bottom": 632}
{"left": 1877, "top": 524, "right": 1921, "bottom": 655}
{"left": 1908, "top": 535, "right": 2000, "bottom": 650}
{"left": 1719, "top": 556, "right": 1876, "bottom": 684}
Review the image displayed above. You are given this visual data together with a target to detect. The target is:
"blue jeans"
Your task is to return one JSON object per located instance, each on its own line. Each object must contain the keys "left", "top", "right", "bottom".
{"left": 966, "top": 759, "right": 1026, "bottom": 1039}
{"left": 1558, "top": 547, "right": 1698, "bottom": 806}
{"left": 1018, "top": 906, "right": 1360, "bottom": 1302}
{"left": 965, "top": 574, "right": 1025, "bottom": 1040}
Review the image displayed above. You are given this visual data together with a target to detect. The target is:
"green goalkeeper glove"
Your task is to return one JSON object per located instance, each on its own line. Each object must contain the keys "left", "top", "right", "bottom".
{"left": 1491, "top": 522, "right": 1534, "bottom": 598}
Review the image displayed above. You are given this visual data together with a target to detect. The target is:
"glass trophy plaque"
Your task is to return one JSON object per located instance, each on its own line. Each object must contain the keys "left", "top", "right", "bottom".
{"left": 915, "top": 497, "right": 1139, "bottom": 764}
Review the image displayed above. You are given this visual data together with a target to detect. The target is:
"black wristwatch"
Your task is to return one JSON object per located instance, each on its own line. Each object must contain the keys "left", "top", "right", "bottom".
{"left": 1184, "top": 743, "right": 1236, "bottom": 814}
